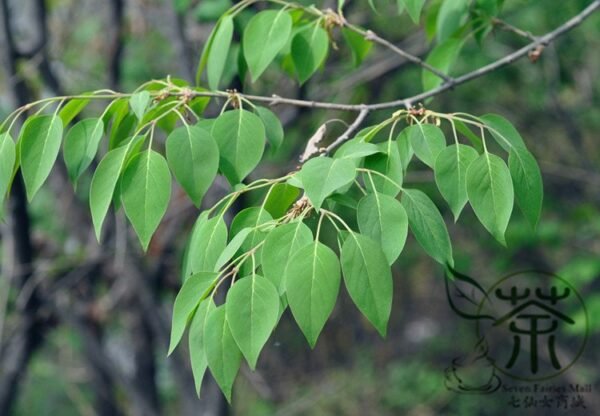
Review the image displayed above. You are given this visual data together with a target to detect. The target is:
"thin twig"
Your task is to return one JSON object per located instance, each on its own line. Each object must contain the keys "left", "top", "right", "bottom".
{"left": 183, "top": 0, "right": 599, "bottom": 111}
{"left": 324, "top": 107, "right": 369, "bottom": 154}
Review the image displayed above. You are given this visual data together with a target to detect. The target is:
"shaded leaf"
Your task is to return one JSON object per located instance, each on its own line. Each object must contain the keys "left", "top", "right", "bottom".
{"left": 291, "top": 24, "right": 329, "bottom": 84}
{"left": 212, "top": 109, "right": 266, "bottom": 184}
{"left": 341, "top": 233, "right": 393, "bottom": 337}
{"left": 466, "top": 152, "right": 514, "bottom": 245}
{"left": 357, "top": 192, "right": 408, "bottom": 265}
{"left": 243, "top": 10, "right": 293, "bottom": 81}
{"left": 434, "top": 144, "right": 478, "bottom": 220}
{"left": 166, "top": 125, "right": 219, "bottom": 207}
{"left": 401, "top": 188, "right": 454, "bottom": 266}
{"left": 207, "top": 15, "right": 234, "bottom": 90}
{"left": 19, "top": 115, "right": 64, "bottom": 200}
{"left": 226, "top": 275, "right": 280, "bottom": 369}
{"left": 407, "top": 123, "right": 446, "bottom": 168}
{"left": 285, "top": 241, "right": 341, "bottom": 347}
{"left": 189, "top": 298, "right": 216, "bottom": 396}
{"left": 63, "top": 118, "right": 104, "bottom": 184}
{"left": 121, "top": 150, "right": 172, "bottom": 250}
{"left": 204, "top": 306, "right": 242, "bottom": 402}
{"left": 262, "top": 221, "right": 313, "bottom": 293}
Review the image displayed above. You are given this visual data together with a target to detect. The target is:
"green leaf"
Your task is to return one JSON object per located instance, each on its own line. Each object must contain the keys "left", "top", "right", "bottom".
{"left": 204, "top": 305, "right": 242, "bottom": 402}
{"left": 89, "top": 144, "right": 131, "bottom": 239}
{"left": 63, "top": 118, "right": 104, "bottom": 184}
{"left": 255, "top": 106, "right": 284, "bottom": 152}
{"left": 189, "top": 298, "right": 216, "bottom": 396}
{"left": 183, "top": 214, "right": 228, "bottom": 278}
{"left": 422, "top": 39, "right": 463, "bottom": 91}
{"left": 401, "top": 188, "right": 453, "bottom": 266}
{"left": 214, "top": 228, "right": 252, "bottom": 271}
{"left": 168, "top": 271, "right": 218, "bottom": 355}
{"left": 334, "top": 140, "right": 381, "bottom": 160}
{"left": 263, "top": 183, "right": 300, "bottom": 219}
{"left": 341, "top": 233, "right": 393, "bottom": 337}
{"left": 0, "top": 133, "right": 16, "bottom": 203}
{"left": 19, "top": 115, "right": 64, "bottom": 201}
{"left": 466, "top": 152, "right": 514, "bottom": 245}
{"left": 297, "top": 156, "right": 356, "bottom": 210}
{"left": 243, "top": 9, "right": 293, "bottom": 81}
{"left": 58, "top": 97, "right": 91, "bottom": 127}
{"left": 226, "top": 275, "right": 280, "bottom": 369}
{"left": 291, "top": 24, "right": 329, "bottom": 84}
{"left": 262, "top": 221, "right": 313, "bottom": 293}
{"left": 436, "top": 0, "right": 469, "bottom": 42}
{"left": 207, "top": 15, "right": 234, "bottom": 90}
{"left": 357, "top": 192, "right": 408, "bottom": 265}
{"left": 480, "top": 114, "right": 526, "bottom": 152}
{"left": 129, "top": 91, "right": 151, "bottom": 120}
{"left": 434, "top": 144, "right": 478, "bottom": 220}
{"left": 121, "top": 150, "right": 172, "bottom": 250}
{"left": 211, "top": 109, "right": 266, "bottom": 184}
{"left": 166, "top": 125, "right": 219, "bottom": 207}
{"left": 508, "top": 147, "right": 543, "bottom": 229}
{"left": 400, "top": 0, "right": 426, "bottom": 23}
{"left": 407, "top": 123, "right": 446, "bottom": 168}
{"left": 363, "top": 142, "right": 403, "bottom": 197}
{"left": 285, "top": 241, "right": 341, "bottom": 347}
{"left": 341, "top": 28, "right": 373, "bottom": 67}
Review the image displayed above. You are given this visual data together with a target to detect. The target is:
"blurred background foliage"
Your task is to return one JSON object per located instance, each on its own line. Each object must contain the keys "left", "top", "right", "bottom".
{"left": 0, "top": 0, "right": 599, "bottom": 415}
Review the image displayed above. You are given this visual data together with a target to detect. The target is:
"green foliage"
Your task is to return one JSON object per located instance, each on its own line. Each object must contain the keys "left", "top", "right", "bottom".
{"left": 0, "top": 0, "right": 551, "bottom": 400}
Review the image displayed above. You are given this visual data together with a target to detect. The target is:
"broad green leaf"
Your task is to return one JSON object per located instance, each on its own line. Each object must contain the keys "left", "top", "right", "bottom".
{"left": 508, "top": 147, "right": 543, "bottom": 229}
{"left": 436, "top": 0, "right": 469, "bottom": 42}
{"left": 334, "top": 140, "right": 381, "bottom": 160}
{"left": 422, "top": 39, "right": 463, "bottom": 91}
{"left": 357, "top": 193, "right": 408, "bottom": 265}
{"left": 297, "top": 156, "right": 356, "bottom": 210}
{"left": 204, "top": 306, "right": 242, "bottom": 402}
{"left": 262, "top": 221, "right": 313, "bottom": 293}
{"left": 90, "top": 145, "right": 130, "bottom": 239}
{"left": 341, "top": 233, "right": 393, "bottom": 337}
{"left": 363, "top": 142, "right": 403, "bottom": 197}
{"left": 183, "top": 214, "right": 228, "bottom": 278}
{"left": 434, "top": 144, "right": 478, "bottom": 220}
{"left": 19, "top": 115, "right": 64, "bottom": 201}
{"left": 402, "top": 188, "right": 453, "bottom": 266}
{"left": 168, "top": 272, "right": 218, "bottom": 355}
{"left": 291, "top": 24, "right": 329, "bottom": 84}
{"left": 58, "top": 97, "right": 91, "bottom": 127}
{"left": 207, "top": 15, "right": 234, "bottom": 90}
{"left": 255, "top": 106, "right": 284, "bottom": 152}
{"left": 0, "top": 133, "right": 16, "bottom": 203}
{"left": 480, "top": 113, "right": 526, "bottom": 152}
{"left": 211, "top": 109, "right": 266, "bottom": 184}
{"left": 63, "top": 118, "right": 104, "bottom": 184}
{"left": 341, "top": 28, "right": 373, "bottom": 67}
{"left": 466, "top": 152, "right": 514, "bottom": 245}
{"left": 401, "top": 0, "right": 426, "bottom": 23}
{"left": 121, "top": 150, "right": 172, "bottom": 250}
{"left": 285, "top": 241, "right": 340, "bottom": 347}
{"left": 263, "top": 183, "right": 300, "bottom": 219}
{"left": 243, "top": 9, "right": 293, "bottom": 81}
{"left": 166, "top": 125, "right": 219, "bottom": 207}
{"left": 226, "top": 275, "right": 280, "bottom": 369}
{"left": 129, "top": 91, "right": 151, "bottom": 120}
{"left": 407, "top": 123, "right": 446, "bottom": 168}
{"left": 189, "top": 298, "right": 216, "bottom": 396}
{"left": 214, "top": 228, "right": 252, "bottom": 271}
